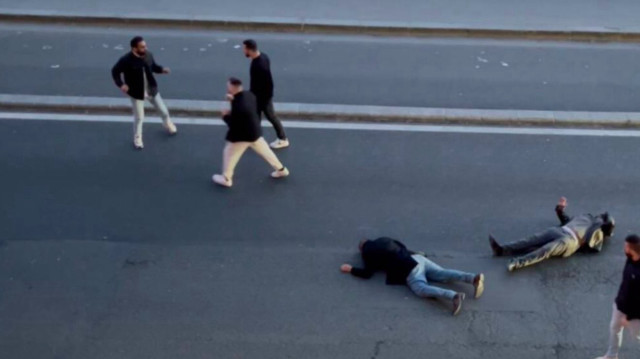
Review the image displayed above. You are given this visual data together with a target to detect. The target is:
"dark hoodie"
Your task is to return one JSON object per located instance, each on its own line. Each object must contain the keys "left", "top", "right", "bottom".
{"left": 350, "top": 237, "right": 418, "bottom": 285}
{"left": 616, "top": 258, "right": 640, "bottom": 320}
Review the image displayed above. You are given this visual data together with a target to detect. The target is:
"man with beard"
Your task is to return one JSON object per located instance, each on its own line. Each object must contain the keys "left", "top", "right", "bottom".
{"left": 340, "top": 237, "right": 485, "bottom": 316}
{"left": 242, "top": 39, "right": 289, "bottom": 149}
{"left": 489, "top": 197, "right": 615, "bottom": 271}
{"left": 112, "top": 36, "right": 177, "bottom": 149}
{"left": 594, "top": 234, "right": 640, "bottom": 359}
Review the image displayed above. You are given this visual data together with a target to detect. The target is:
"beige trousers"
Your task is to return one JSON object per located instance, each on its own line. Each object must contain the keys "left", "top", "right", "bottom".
{"left": 222, "top": 137, "right": 283, "bottom": 179}
{"left": 130, "top": 93, "right": 171, "bottom": 137}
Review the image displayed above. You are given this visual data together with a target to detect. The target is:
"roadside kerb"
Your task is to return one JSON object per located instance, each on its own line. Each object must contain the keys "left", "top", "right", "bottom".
{"left": 2, "top": 94, "right": 640, "bottom": 128}
{"left": 1, "top": 11, "right": 640, "bottom": 42}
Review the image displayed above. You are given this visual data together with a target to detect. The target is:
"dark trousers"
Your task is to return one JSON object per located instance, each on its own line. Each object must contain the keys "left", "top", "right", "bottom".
{"left": 259, "top": 99, "right": 286, "bottom": 140}
{"left": 504, "top": 227, "right": 579, "bottom": 270}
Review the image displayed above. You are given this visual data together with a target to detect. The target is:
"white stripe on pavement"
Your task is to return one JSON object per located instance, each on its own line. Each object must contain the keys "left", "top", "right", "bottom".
{"left": 2, "top": 111, "right": 640, "bottom": 137}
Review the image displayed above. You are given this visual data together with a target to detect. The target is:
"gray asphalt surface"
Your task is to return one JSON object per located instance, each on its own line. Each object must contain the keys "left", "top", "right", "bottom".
{"left": 2, "top": 23, "right": 640, "bottom": 112}
{"left": 1, "top": 117, "right": 640, "bottom": 358}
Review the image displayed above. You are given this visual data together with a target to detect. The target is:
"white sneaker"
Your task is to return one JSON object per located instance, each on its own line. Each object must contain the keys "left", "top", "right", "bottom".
{"left": 164, "top": 121, "right": 177, "bottom": 135}
{"left": 212, "top": 174, "right": 232, "bottom": 188}
{"left": 271, "top": 167, "right": 290, "bottom": 178}
{"left": 270, "top": 139, "right": 290, "bottom": 149}
{"left": 133, "top": 135, "right": 144, "bottom": 149}
{"left": 473, "top": 273, "right": 485, "bottom": 299}
{"left": 594, "top": 356, "right": 617, "bottom": 359}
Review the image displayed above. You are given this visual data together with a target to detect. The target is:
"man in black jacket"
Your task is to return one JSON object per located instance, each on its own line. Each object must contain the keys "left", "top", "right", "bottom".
{"left": 243, "top": 39, "right": 289, "bottom": 149}
{"left": 489, "top": 197, "right": 615, "bottom": 271}
{"left": 111, "top": 36, "right": 176, "bottom": 149}
{"left": 340, "top": 237, "right": 485, "bottom": 316}
{"left": 595, "top": 234, "right": 640, "bottom": 359}
{"left": 212, "top": 78, "right": 289, "bottom": 188}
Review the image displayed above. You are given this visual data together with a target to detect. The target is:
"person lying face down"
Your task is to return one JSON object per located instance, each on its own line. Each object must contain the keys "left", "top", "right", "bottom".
{"left": 341, "top": 237, "right": 485, "bottom": 316}
{"left": 489, "top": 197, "right": 615, "bottom": 271}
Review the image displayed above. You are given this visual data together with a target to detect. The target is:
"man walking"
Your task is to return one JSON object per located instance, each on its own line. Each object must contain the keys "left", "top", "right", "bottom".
{"left": 489, "top": 197, "right": 615, "bottom": 271}
{"left": 111, "top": 36, "right": 177, "bottom": 150}
{"left": 340, "top": 237, "right": 485, "bottom": 316}
{"left": 595, "top": 234, "right": 640, "bottom": 359}
{"left": 212, "top": 78, "right": 289, "bottom": 188}
{"left": 242, "top": 39, "right": 289, "bottom": 149}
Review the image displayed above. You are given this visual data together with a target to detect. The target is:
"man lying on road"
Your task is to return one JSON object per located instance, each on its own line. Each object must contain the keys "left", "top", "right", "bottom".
{"left": 340, "top": 237, "right": 484, "bottom": 316}
{"left": 489, "top": 197, "right": 615, "bottom": 271}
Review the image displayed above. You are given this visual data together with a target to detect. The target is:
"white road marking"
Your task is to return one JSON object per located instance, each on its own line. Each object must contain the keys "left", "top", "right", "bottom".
{"left": 2, "top": 111, "right": 640, "bottom": 137}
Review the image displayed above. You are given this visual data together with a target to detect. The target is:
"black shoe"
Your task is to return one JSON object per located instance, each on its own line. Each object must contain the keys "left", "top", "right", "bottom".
{"left": 489, "top": 235, "right": 504, "bottom": 257}
{"left": 452, "top": 293, "right": 465, "bottom": 316}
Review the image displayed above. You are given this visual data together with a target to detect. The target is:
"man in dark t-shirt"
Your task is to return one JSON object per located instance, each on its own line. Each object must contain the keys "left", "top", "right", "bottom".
{"left": 595, "top": 234, "right": 640, "bottom": 359}
{"left": 243, "top": 39, "right": 289, "bottom": 149}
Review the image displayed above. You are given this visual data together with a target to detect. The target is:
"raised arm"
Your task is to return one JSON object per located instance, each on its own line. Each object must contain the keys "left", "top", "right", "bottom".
{"left": 555, "top": 197, "right": 571, "bottom": 225}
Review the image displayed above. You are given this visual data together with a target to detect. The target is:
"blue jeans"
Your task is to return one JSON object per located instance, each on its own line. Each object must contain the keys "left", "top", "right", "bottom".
{"left": 406, "top": 254, "right": 476, "bottom": 300}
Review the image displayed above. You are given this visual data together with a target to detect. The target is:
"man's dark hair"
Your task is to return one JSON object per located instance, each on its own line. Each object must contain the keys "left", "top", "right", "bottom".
{"left": 243, "top": 39, "right": 258, "bottom": 51}
{"left": 228, "top": 77, "right": 242, "bottom": 86}
{"left": 626, "top": 234, "right": 640, "bottom": 253}
{"left": 626, "top": 234, "right": 640, "bottom": 244}
{"left": 130, "top": 36, "right": 144, "bottom": 48}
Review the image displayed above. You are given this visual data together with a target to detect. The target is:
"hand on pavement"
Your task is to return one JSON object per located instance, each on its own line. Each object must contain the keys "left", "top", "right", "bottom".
{"left": 340, "top": 264, "right": 352, "bottom": 273}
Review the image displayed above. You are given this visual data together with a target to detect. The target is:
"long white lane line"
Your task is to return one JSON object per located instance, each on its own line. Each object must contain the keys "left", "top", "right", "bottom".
{"left": 2, "top": 111, "right": 640, "bottom": 137}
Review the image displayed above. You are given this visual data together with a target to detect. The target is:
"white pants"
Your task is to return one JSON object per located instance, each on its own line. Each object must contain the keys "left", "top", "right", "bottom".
{"left": 604, "top": 304, "right": 640, "bottom": 358}
{"left": 222, "top": 138, "right": 283, "bottom": 179}
{"left": 130, "top": 94, "right": 171, "bottom": 137}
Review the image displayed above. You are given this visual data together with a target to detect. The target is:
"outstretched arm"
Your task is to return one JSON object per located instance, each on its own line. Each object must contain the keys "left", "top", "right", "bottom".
{"left": 340, "top": 263, "right": 375, "bottom": 279}
{"left": 555, "top": 197, "right": 571, "bottom": 225}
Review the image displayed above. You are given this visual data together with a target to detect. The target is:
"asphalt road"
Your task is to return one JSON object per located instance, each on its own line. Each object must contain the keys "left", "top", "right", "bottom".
{"left": 1, "top": 116, "right": 640, "bottom": 358}
{"left": 2, "top": 23, "right": 640, "bottom": 112}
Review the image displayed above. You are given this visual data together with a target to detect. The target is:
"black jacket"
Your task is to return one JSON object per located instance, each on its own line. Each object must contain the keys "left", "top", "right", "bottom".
{"left": 249, "top": 53, "right": 274, "bottom": 105}
{"left": 616, "top": 258, "right": 640, "bottom": 320}
{"left": 111, "top": 51, "right": 164, "bottom": 100}
{"left": 350, "top": 237, "right": 418, "bottom": 285}
{"left": 223, "top": 91, "right": 262, "bottom": 143}
{"left": 555, "top": 206, "right": 607, "bottom": 252}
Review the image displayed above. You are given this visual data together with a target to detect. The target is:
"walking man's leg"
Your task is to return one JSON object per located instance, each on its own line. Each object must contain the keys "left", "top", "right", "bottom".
{"left": 250, "top": 137, "right": 290, "bottom": 178}
{"left": 149, "top": 93, "right": 177, "bottom": 135}
{"left": 212, "top": 142, "right": 250, "bottom": 187}
{"left": 131, "top": 98, "right": 145, "bottom": 149}
{"left": 598, "top": 305, "right": 627, "bottom": 359}
{"left": 262, "top": 100, "right": 289, "bottom": 148}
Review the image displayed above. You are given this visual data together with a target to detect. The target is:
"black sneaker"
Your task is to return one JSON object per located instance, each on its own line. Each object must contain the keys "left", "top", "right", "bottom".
{"left": 489, "top": 235, "right": 504, "bottom": 257}
{"left": 452, "top": 293, "right": 465, "bottom": 316}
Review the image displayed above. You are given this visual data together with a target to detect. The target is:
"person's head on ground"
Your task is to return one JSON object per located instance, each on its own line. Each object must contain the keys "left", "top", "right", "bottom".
{"left": 227, "top": 77, "right": 243, "bottom": 95}
{"left": 242, "top": 39, "right": 260, "bottom": 59}
{"left": 599, "top": 212, "right": 615, "bottom": 237}
{"left": 624, "top": 234, "right": 640, "bottom": 261}
{"left": 130, "top": 36, "right": 147, "bottom": 56}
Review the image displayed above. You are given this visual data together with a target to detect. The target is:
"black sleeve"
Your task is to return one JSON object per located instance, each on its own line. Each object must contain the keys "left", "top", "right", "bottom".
{"left": 350, "top": 266, "right": 375, "bottom": 279}
{"left": 222, "top": 114, "right": 232, "bottom": 125}
{"left": 111, "top": 57, "right": 125, "bottom": 87}
{"left": 149, "top": 53, "right": 164, "bottom": 74}
{"left": 555, "top": 205, "right": 571, "bottom": 225}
